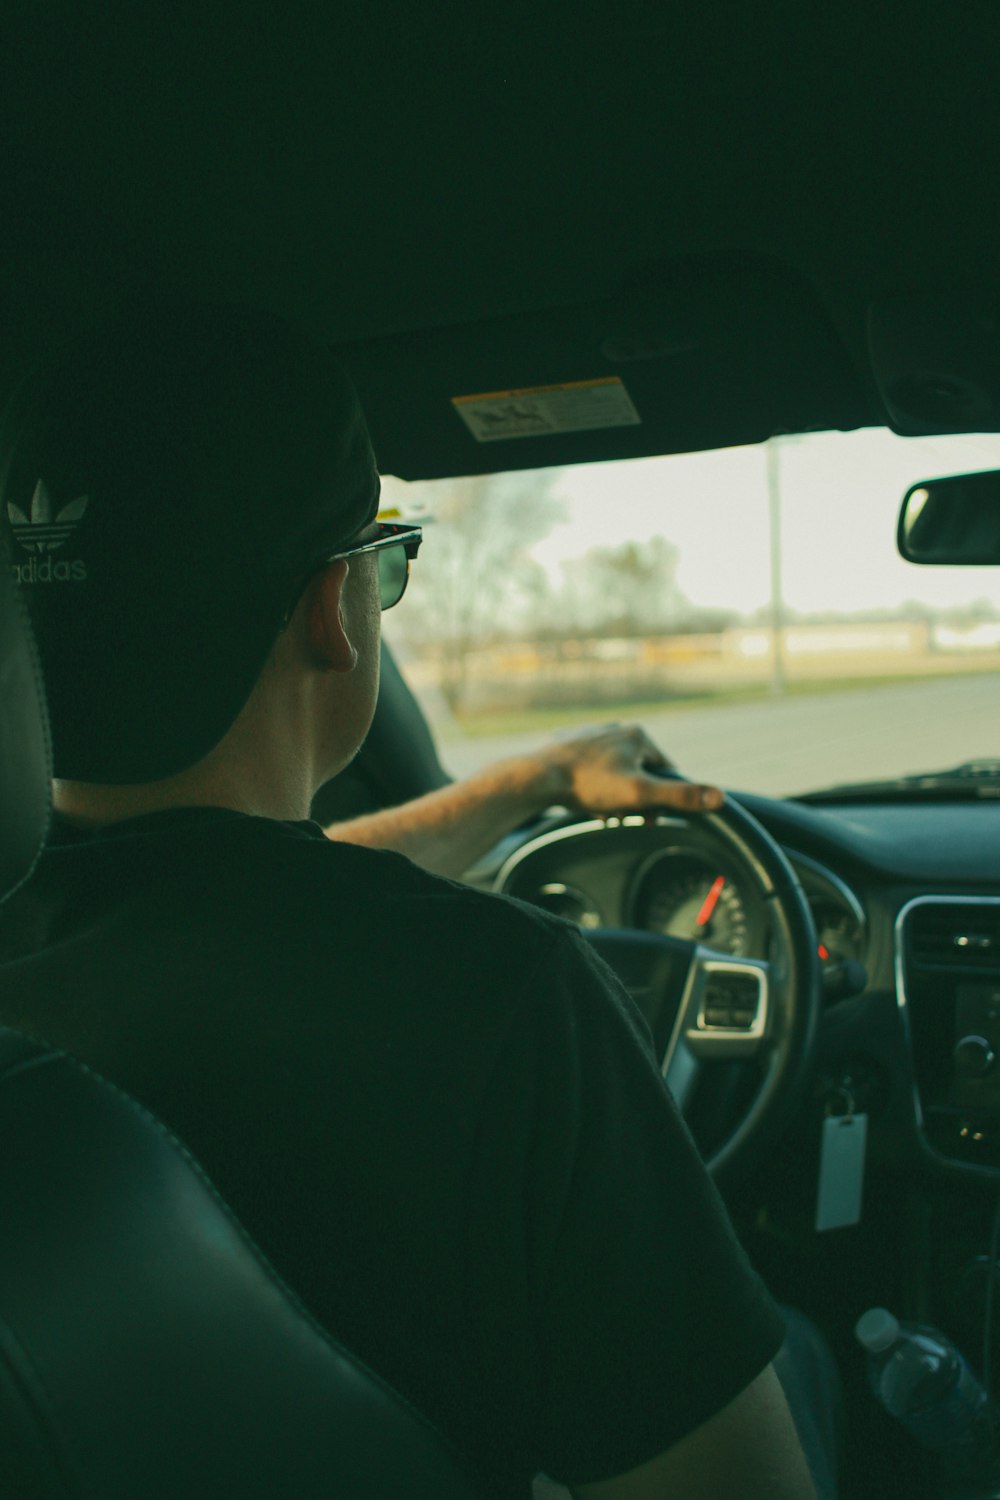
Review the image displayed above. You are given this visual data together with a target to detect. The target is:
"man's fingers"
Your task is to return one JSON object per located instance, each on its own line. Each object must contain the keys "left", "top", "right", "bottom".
{"left": 557, "top": 722, "right": 718, "bottom": 813}
{"left": 643, "top": 777, "right": 724, "bottom": 812}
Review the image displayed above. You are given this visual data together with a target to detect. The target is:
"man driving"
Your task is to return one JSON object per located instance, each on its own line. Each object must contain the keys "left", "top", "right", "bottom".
{"left": 0, "top": 301, "right": 830, "bottom": 1499}
{"left": 322, "top": 719, "right": 724, "bottom": 879}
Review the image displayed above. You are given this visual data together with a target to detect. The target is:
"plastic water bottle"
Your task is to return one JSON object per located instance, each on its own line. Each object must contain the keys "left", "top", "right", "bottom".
{"left": 856, "top": 1307, "right": 1000, "bottom": 1494}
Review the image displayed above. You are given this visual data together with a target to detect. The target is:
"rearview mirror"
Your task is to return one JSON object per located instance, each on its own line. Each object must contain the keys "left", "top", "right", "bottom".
{"left": 898, "top": 471, "right": 1000, "bottom": 564}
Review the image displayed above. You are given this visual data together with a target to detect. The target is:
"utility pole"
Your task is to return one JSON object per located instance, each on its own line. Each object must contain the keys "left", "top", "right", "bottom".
{"left": 766, "top": 437, "right": 786, "bottom": 695}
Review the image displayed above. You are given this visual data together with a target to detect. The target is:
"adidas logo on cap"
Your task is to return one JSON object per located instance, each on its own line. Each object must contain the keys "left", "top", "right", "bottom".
{"left": 6, "top": 479, "right": 89, "bottom": 584}
{"left": 7, "top": 480, "right": 88, "bottom": 555}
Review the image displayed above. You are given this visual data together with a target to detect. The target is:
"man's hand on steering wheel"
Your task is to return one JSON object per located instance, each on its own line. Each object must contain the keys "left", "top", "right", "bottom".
{"left": 326, "top": 721, "right": 723, "bottom": 882}
{"left": 531, "top": 722, "right": 725, "bottom": 816}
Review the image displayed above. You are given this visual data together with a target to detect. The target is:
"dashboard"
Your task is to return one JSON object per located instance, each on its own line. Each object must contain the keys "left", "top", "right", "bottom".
{"left": 482, "top": 792, "right": 1000, "bottom": 1181}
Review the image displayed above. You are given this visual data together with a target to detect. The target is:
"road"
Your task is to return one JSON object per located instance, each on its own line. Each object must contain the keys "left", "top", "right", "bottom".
{"left": 438, "top": 673, "right": 1000, "bottom": 797}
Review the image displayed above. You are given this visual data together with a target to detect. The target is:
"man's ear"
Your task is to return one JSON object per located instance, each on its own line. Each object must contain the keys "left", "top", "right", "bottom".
{"left": 305, "top": 561, "right": 358, "bottom": 672}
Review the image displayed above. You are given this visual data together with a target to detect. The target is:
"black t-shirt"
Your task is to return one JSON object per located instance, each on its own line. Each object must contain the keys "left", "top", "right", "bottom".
{"left": 0, "top": 809, "right": 784, "bottom": 1494}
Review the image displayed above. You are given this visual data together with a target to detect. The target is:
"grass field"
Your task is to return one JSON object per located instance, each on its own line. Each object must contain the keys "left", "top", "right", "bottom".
{"left": 438, "top": 664, "right": 999, "bottom": 741}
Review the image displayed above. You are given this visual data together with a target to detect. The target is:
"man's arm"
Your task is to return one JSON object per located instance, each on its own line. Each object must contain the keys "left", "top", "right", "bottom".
{"left": 569, "top": 1364, "right": 818, "bottom": 1500}
{"left": 323, "top": 723, "right": 723, "bottom": 877}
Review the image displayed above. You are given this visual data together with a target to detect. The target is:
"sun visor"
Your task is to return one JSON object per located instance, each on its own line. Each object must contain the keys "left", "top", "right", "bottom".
{"left": 336, "top": 254, "right": 870, "bottom": 480}
{"left": 868, "top": 298, "right": 1000, "bottom": 435}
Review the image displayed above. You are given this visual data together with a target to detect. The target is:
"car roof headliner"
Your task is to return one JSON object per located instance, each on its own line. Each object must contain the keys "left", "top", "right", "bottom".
{"left": 5, "top": 2, "right": 1000, "bottom": 478}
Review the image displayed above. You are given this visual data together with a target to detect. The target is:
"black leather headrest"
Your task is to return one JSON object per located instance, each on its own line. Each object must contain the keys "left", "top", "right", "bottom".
{"left": 0, "top": 547, "right": 50, "bottom": 902}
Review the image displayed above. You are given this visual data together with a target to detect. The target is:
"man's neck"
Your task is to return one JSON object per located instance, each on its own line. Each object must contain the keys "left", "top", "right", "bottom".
{"left": 52, "top": 782, "right": 312, "bottom": 829}
{"left": 52, "top": 756, "right": 314, "bottom": 830}
{"left": 50, "top": 627, "right": 366, "bottom": 829}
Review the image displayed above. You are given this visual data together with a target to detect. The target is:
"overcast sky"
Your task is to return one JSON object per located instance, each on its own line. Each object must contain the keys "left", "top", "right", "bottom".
{"left": 384, "top": 428, "right": 1000, "bottom": 618}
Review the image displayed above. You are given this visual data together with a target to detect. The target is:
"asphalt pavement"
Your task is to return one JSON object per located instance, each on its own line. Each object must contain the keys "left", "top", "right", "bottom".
{"left": 439, "top": 672, "right": 1000, "bottom": 798}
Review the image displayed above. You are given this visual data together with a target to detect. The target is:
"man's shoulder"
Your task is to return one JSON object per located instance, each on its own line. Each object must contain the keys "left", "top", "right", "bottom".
{"left": 218, "top": 822, "right": 614, "bottom": 1053}
{"left": 44, "top": 808, "right": 578, "bottom": 976}
{"left": 282, "top": 827, "right": 575, "bottom": 962}
{"left": 152, "top": 811, "right": 576, "bottom": 970}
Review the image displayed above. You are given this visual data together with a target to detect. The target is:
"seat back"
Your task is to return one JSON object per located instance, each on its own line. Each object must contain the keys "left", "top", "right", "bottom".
{"left": 0, "top": 537, "right": 49, "bottom": 901}
{"left": 0, "top": 550, "right": 480, "bottom": 1497}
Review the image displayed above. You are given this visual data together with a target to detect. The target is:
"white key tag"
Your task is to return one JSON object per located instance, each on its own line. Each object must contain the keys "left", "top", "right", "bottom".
{"left": 815, "top": 1092, "right": 867, "bottom": 1233}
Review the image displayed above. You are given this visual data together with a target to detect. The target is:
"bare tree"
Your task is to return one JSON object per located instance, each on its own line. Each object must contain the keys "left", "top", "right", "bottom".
{"left": 391, "top": 469, "right": 564, "bottom": 711}
{"left": 556, "top": 536, "right": 688, "bottom": 637}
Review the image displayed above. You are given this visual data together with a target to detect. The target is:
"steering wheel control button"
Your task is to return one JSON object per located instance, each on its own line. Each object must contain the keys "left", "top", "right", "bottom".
{"left": 701, "top": 973, "right": 762, "bottom": 1030}
{"left": 687, "top": 959, "right": 769, "bottom": 1060}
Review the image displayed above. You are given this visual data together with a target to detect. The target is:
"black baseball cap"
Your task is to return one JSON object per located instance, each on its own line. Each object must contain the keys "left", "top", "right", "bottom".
{"left": 0, "top": 301, "right": 380, "bottom": 783}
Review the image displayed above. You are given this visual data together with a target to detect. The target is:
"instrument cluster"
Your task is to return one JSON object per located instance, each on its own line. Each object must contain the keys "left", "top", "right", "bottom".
{"left": 499, "top": 821, "right": 866, "bottom": 990}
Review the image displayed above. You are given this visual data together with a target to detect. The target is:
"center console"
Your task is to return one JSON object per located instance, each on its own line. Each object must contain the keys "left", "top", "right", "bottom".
{"left": 896, "top": 896, "right": 1000, "bottom": 1174}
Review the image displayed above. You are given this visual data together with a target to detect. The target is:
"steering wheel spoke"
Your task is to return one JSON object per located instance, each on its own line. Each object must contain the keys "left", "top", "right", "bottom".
{"left": 677, "top": 948, "right": 770, "bottom": 1062}
{"left": 662, "top": 949, "right": 769, "bottom": 1111}
{"left": 662, "top": 1033, "right": 700, "bottom": 1111}
{"left": 499, "top": 795, "right": 820, "bottom": 1179}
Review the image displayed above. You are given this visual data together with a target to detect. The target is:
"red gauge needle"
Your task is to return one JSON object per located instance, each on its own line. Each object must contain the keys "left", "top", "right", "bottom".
{"left": 695, "top": 875, "right": 726, "bottom": 931}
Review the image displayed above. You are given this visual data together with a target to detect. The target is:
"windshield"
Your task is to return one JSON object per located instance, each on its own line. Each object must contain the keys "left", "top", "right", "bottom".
{"left": 381, "top": 429, "right": 1000, "bottom": 797}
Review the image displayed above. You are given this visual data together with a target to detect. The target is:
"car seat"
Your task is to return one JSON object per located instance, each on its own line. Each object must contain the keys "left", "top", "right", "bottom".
{"left": 0, "top": 550, "right": 481, "bottom": 1497}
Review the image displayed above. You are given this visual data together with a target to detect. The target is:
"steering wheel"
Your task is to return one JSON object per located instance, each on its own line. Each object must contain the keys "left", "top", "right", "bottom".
{"left": 495, "top": 792, "right": 821, "bottom": 1185}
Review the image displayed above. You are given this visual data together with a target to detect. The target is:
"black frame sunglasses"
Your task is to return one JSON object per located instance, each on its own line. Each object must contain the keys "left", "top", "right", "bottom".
{"left": 329, "top": 521, "right": 423, "bottom": 610}
{"left": 282, "top": 521, "right": 423, "bottom": 628}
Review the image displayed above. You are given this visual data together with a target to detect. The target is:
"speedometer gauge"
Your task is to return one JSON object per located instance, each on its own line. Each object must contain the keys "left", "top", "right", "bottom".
{"left": 637, "top": 857, "right": 749, "bottom": 955}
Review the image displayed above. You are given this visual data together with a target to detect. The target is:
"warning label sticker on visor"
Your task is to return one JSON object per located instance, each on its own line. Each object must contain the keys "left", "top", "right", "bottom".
{"left": 452, "top": 377, "right": 641, "bottom": 442}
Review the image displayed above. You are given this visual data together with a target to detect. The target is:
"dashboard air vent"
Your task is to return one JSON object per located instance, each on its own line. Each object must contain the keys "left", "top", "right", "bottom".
{"left": 908, "top": 902, "right": 1000, "bottom": 971}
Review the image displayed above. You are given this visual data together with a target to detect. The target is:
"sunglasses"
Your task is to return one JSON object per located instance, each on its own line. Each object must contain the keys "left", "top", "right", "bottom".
{"left": 328, "top": 521, "right": 423, "bottom": 610}
{"left": 282, "top": 521, "right": 423, "bottom": 628}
